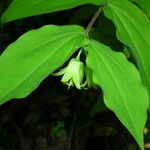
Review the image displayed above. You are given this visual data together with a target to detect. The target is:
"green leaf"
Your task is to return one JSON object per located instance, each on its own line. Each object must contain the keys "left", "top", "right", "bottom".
{"left": 131, "top": 0, "right": 150, "bottom": 15}
{"left": 104, "top": 0, "right": 150, "bottom": 109}
{"left": 86, "top": 40, "right": 149, "bottom": 150}
{"left": 1, "top": 0, "right": 105, "bottom": 24}
{"left": 0, "top": 25, "right": 85, "bottom": 105}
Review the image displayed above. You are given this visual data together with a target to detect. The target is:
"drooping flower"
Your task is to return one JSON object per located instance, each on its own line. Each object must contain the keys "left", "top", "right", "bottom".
{"left": 53, "top": 51, "right": 85, "bottom": 89}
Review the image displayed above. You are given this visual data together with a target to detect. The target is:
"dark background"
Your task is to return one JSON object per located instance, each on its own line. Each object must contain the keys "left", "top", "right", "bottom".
{"left": 0, "top": 1, "right": 150, "bottom": 150}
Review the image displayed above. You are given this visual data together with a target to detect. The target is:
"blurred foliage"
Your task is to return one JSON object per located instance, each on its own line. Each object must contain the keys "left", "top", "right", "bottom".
{"left": 50, "top": 121, "right": 67, "bottom": 138}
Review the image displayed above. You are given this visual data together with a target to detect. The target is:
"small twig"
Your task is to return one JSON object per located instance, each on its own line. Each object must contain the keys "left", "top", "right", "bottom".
{"left": 121, "top": 133, "right": 130, "bottom": 150}
{"left": 86, "top": 3, "right": 107, "bottom": 36}
{"left": 75, "top": 132, "right": 80, "bottom": 150}
{"left": 67, "top": 91, "right": 86, "bottom": 150}
{"left": 13, "top": 123, "right": 31, "bottom": 150}
{"left": 104, "top": 136, "right": 110, "bottom": 150}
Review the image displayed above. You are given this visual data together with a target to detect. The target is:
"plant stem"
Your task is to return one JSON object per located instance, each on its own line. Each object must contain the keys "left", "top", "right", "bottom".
{"left": 86, "top": 3, "right": 107, "bottom": 36}
{"left": 67, "top": 91, "right": 86, "bottom": 150}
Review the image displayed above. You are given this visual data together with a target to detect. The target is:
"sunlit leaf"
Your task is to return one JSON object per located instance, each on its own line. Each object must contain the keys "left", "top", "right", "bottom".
{"left": 86, "top": 39, "right": 149, "bottom": 150}
{"left": 1, "top": 0, "right": 105, "bottom": 24}
{"left": 0, "top": 25, "right": 85, "bottom": 104}
{"left": 104, "top": 0, "right": 150, "bottom": 109}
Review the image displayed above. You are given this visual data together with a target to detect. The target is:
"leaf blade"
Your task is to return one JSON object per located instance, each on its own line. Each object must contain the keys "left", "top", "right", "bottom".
{"left": 1, "top": 0, "right": 105, "bottom": 24}
{"left": 131, "top": 0, "right": 150, "bottom": 15}
{"left": 0, "top": 25, "right": 85, "bottom": 104}
{"left": 86, "top": 40, "right": 149, "bottom": 150}
{"left": 104, "top": 0, "right": 150, "bottom": 109}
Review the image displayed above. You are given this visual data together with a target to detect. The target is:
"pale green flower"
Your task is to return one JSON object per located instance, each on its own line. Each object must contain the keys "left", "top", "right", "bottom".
{"left": 54, "top": 51, "right": 85, "bottom": 89}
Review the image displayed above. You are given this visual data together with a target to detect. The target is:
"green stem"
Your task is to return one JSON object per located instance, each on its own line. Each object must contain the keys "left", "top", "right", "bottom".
{"left": 86, "top": 3, "right": 107, "bottom": 36}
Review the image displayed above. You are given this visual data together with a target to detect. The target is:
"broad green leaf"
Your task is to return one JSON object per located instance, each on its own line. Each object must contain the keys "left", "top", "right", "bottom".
{"left": 131, "top": 0, "right": 150, "bottom": 15}
{"left": 0, "top": 25, "right": 85, "bottom": 105}
{"left": 1, "top": 0, "right": 105, "bottom": 24}
{"left": 86, "top": 40, "right": 149, "bottom": 150}
{"left": 104, "top": 0, "right": 150, "bottom": 109}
